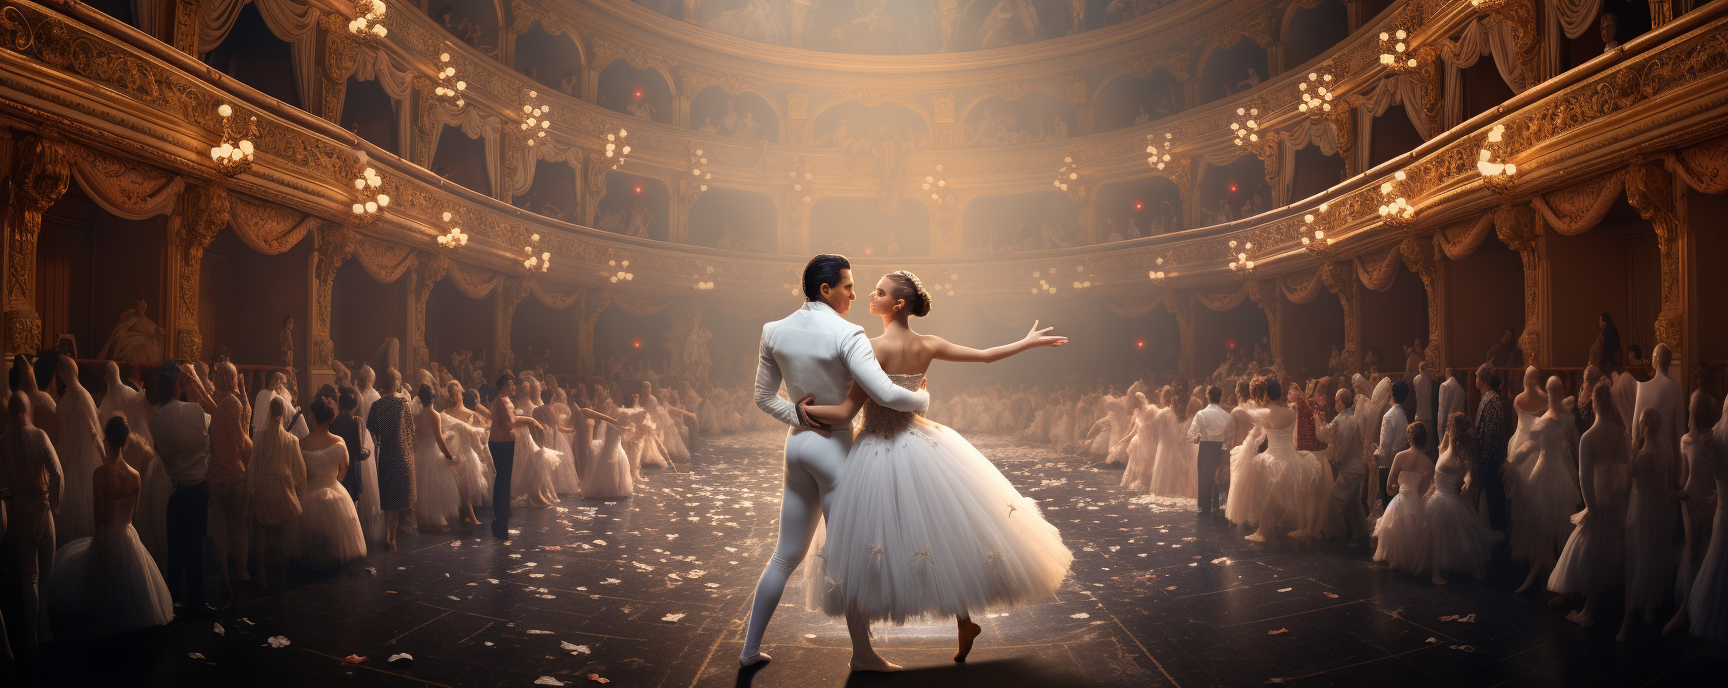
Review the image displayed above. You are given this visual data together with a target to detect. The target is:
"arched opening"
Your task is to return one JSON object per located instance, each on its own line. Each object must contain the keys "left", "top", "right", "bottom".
{"left": 960, "top": 0, "right": 1072, "bottom": 50}
{"left": 1198, "top": 156, "right": 1271, "bottom": 226}
{"left": 1443, "top": 234, "right": 1523, "bottom": 370}
{"left": 963, "top": 93, "right": 1077, "bottom": 147}
{"left": 593, "top": 173, "right": 670, "bottom": 241}
{"left": 1368, "top": 108, "right": 1424, "bottom": 168}
{"left": 1094, "top": 176, "right": 1182, "bottom": 241}
{"left": 203, "top": 5, "right": 301, "bottom": 109}
{"left": 1284, "top": 0, "right": 1349, "bottom": 70}
{"left": 808, "top": 197, "right": 931, "bottom": 257}
{"left": 510, "top": 297, "right": 579, "bottom": 375}
{"left": 330, "top": 261, "right": 407, "bottom": 369}
{"left": 597, "top": 60, "right": 675, "bottom": 124}
{"left": 961, "top": 190, "right": 1079, "bottom": 253}
{"left": 1562, "top": 0, "right": 1653, "bottom": 72}
{"left": 1360, "top": 270, "right": 1429, "bottom": 374}
{"left": 1545, "top": 200, "right": 1660, "bottom": 367}
{"left": 515, "top": 160, "right": 577, "bottom": 222}
{"left": 687, "top": 188, "right": 778, "bottom": 252}
{"left": 424, "top": 279, "right": 495, "bottom": 387}
{"left": 805, "top": 0, "right": 939, "bottom": 54}
{"left": 1282, "top": 293, "right": 1346, "bottom": 381}
{"left": 430, "top": 0, "right": 500, "bottom": 56}
{"left": 203, "top": 230, "right": 312, "bottom": 368}
{"left": 1198, "top": 40, "right": 1269, "bottom": 104}
{"left": 812, "top": 101, "right": 928, "bottom": 149}
{"left": 1460, "top": 58, "right": 1517, "bottom": 122}
{"left": 593, "top": 305, "right": 677, "bottom": 382}
{"left": 690, "top": 87, "right": 779, "bottom": 142}
{"left": 1689, "top": 188, "right": 1728, "bottom": 380}
{"left": 340, "top": 77, "right": 401, "bottom": 157}
{"left": 35, "top": 188, "right": 167, "bottom": 362}
{"left": 1290, "top": 145, "right": 1346, "bottom": 201}
{"left": 1095, "top": 70, "right": 1183, "bottom": 132}
{"left": 512, "top": 22, "right": 583, "bottom": 96}
{"left": 430, "top": 125, "right": 492, "bottom": 196}
{"left": 1194, "top": 300, "right": 1270, "bottom": 379}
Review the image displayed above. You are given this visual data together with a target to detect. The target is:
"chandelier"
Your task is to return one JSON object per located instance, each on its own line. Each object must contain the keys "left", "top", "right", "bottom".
{"left": 522, "top": 232, "right": 550, "bottom": 272}
{"left": 1148, "top": 256, "right": 1170, "bottom": 284}
{"left": 1378, "top": 29, "right": 1418, "bottom": 72}
{"left": 433, "top": 49, "right": 466, "bottom": 108}
{"left": 922, "top": 164, "right": 950, "bottom": 204}
{"left": 688, "top": 146, "right": 711, "bottom": 192}
{"left": 604, "top": 127, "right": 630, "bottom": 169}
{"left": 348, "top": 0, "right": 387, "bottom": 40}
{"left": 788, "top": 156, "right": 813, "bottom": 204}
{"left": 1301, "top": 202, "right": 1333, "bottom": 256}
{"left": 209, "top": 103, "right": 257, "bottom": 177}
{"left": 1229, "top": 108, "right": 1261, "bottom": 147}
{"left": 694, "top": 265, "right": 715, "bottom": 291}
{"left": 1477, "top": 123, "right": 1517, "bottom": 193}
{"left": 1377, "top": 170, "right": 1415, "bottom": 225}
{"left": 1146, "top": 132, "right": 1173, "bottom": 171}
{"left": 520, "top": 90, "right": 550, "bottom": 146}
{"left": 350, "top": 166, "right": 389, "bottom": 223}
{"left": 1053, "top": 156, "right": 1079, "bottom": 192}
{"left": 1468, "top": 0, "right": 1512, "bottom": 11}
{"left": 436, "top": 210, "right": 468, "bottom": 248}
{"left": 1227, "top": 240, "right": 1255, "bottom": 275}
{"left": 605, "top": 259, "right": 634, "bottom": 283}
{"left": 1297, "top": 71, "right": 1336, "bottom": 116}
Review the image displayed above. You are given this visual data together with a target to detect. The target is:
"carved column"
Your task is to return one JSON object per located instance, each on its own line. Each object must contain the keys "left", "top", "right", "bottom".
{"left": 673, "top": 176, "right": 702, "bottom": 245}
{"left": 933, "top": 92, "right": 956, "bottom": 148}
{"left": 785, "top": 92, "right": 810, "bottom": 146}
{"left": 929, "top": 198, "right": 959, "bottom": 256}
{"left": 789, "top": 0, "right": 813, "bottom": 48}
{"left": 683, "top": 0, "right": 700, "bottom": 23}
{"left": 1322, "top": 260, "right": 1359, "bottom": 376}
{"left": 3, "top": 130, "right": 71, "bottom": 356}
{"left": 1162, "top": 291, "right": 1196, "bottom": 380}
{"left": 1400, "top": 236, "right": 1444, "bottom": 375}
{"left": 172, "top": 0, "right": 200, "bottom": 56}
{"left": 781, "top": 197, "right": 811, "bottom": 255}
{"left": 1269, "top": 40, "right": 1287, "bottom": 76}
{"left": 576, "top": 290, "right": 607, "bottom": 376}
{"left": 1625, "top": 160, "right": 1687, "bottom": 366}
{"left": 1067, "top": 0, "right": 1084, "bottom": 33}
{"left": 1066, "top": 74, "right": 1092, "bottom": 136}
{"left": 1495, "top": 204, "right": 1544, "bottom": 366}
{"left": 310, "top": 224, "right": 357, "bottom": 373}
{"left": 167, "top": 184, "right": 231, "bottom": 360}
{"left": 409, "top": 251, "right": 450, "bottom": 376}
{"left": 1249, "top": 279, "right": 1284, "bottom": 364}
{"left": 495, "top": 277, "right": 530, "bottom": 373}
{"left": 937, "top": 0, "right": 962, "bottom": 52}
{"left": 321, "top": 23, "right": 362, "bottom": 126}
{"left": 581, "top": 151, "right": 610, "bottom": 227}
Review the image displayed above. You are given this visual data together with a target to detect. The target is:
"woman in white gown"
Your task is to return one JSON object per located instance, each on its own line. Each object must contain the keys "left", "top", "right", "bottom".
{"left": 1507, "top": 376, "right": 1583, "bottom": 594}
{"left": 412, "top": 385, "right": 461, "bottom": 531}
{"left": 803, "top": 271, "right": 1071, "bottom": 667}
{"left": 295, "top": 397, "right": 367, "bottom": 568}
{"left": 1686, "top": 387, "right": 1728, "bottom": 643}
{"left": 1667, "top": 390, "right": 1717, "bottom": 635}
{"left": 1233, "top": 378, "right": 1329, "bottom": 542}
{"left": 1118, "top": 391, "right": 1162, "bottom": 493}
{"left": 1621, "top": 407, "right": 1680, "bottom": 643}
{"left": 1150, "top": 392, "right": 1199, "bottom": 498}
{"left": 442, "top": 382, "right": 490, "bottom": 523}
{"left": 1427, "top": 413, "right": 1504, "bottom": 585}
{"left": 248, "top": 399, "right": 306, "bottom": 588}
{"left": 46, "top": 416, "right": 173, "bottom": 635}
{"left": 1507, "top": 366, "right": 1549, "bottom": 498}
{"left": 355, "top": 365, "right": 384, "bottom": 542}
{"left": 1548, "top": 382, "right": 1627, "bottom": 627}
{"left": 53, "top": 357, "right": 104, "bottom": 546}
{"left": 1374, "top": 422, "right": 1433, "bottom": 576}
{"left": 581, "top": 407, "right": 634, "bottom": 500}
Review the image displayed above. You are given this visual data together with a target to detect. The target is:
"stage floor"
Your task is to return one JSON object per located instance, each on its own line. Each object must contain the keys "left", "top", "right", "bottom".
{"left": 8, "top": 430, "right": 1722, "bottom": 687}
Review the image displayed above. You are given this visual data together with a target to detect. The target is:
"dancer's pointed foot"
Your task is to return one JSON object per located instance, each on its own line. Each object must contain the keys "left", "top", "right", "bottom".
{"left": 955, "top": 619, "right": 982, "bottom": 662}
{"left": 1244, "top": 530, "right": 1267, "bottom": 543}
{"left": 739, "top": 651, "right": 771, "bottom": 668}
{"left": 849, "top": 654, "right": 902, "bottom": 673}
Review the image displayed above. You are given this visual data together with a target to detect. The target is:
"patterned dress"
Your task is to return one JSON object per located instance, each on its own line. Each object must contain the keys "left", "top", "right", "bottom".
{"left": 366, "top": 396, "right": 417, "bottom": 511}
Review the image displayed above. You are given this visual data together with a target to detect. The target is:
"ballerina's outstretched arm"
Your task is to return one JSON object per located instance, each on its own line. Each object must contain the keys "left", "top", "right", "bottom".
{"left": 928, "top": 320, "right": 1067, "bottom": 364}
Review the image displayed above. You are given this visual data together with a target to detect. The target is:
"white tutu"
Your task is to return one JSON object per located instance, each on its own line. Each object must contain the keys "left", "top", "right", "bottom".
{"left": 809, "top": 375, "right": 1071, "bottom": 624}
{"left": 133, "top": 453, "right": 172, "bottom": 569}
{"left": 1428, "top": 452, "right": 1502, "bottom": 580}
{"left": 1150, "top": 413, "right": 1198, "bottom": 498}
{"left": 1509, "top": 418, "right": 1580, "bottom": 568}
{"left": 1688, "top": 477, "right": 1728, "bottom": 642}
{"left": 1259, "top": 426, "right": 1328, "bottom": 535}
{"left": 1119, "top": 407, "right": 1160, "bottom": 493}
{"left": 55, "top": 387, "right": 105, "bottom": 545}
{"left": 414, "top": 420, "right": 462, "bottom": 529}
{"left": 580, "top": 423, "right": 633, "bottom": 499}
{"left": 297, "top": 444, "right": 367, "bottom": 568}
{"left": 442, "top": 414, "right": 491, "bottom": 508}
{"left": 1225, "top": 427, "right": 1267, "bottom": 527}
{"left": 357, "top": 390, "right": 383, "bottom": 541}
{"left": 1548, "top": 460, "right": 1625, "bottom": 594}
{"left": 47, "top": 523, "right": 174, "bottom": 635}
{"left": 1624, "top": 448, "right": 1677, "bottom": 610}
{"left": 550, "top": 426, "right": 582, "bottom": 495}
{"left": 511, "top": 425, "right": 563, "bottom": 503}
{"left": 1374, "top": 471, "right": 1431, "bottom": 575}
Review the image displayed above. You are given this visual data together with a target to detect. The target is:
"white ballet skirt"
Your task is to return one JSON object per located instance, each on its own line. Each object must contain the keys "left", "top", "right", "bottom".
{"left": 1258, "top": 424, "right": 1329, "bottom": 535}
{"left": 657, "top": 405, "right": 691, "bottom": 465}
{"left": 511, "top": 424, "right": 563, "bottom": 503}
{"left": 580, "top": 422, "right": 633, "bottom": 499}
{"left": 47, "top": 522, "right": 173, "bottom": 635}
{"left": 297, "top": 444, "right": 367, "bottom": 568}
{"left": 1104, "top": 399, "right": 1133, "bottom": 464}
{"left": 1150, "top": 412, "right": 1198, "bottom": 498}
{"left": 1623, "top": 443, "right": 1678, "bottom": 610}
{"left": 1374, "top": 469, "right": 1431, "bottom": 574}
{"left": 414, "top": 416, "right": 462, "bottom": 529}
{"left": 808, "top": 374, "right": 1072, "bottom": 624}
{"left": 55, "top": 386, "right": 105, "bottom": 545}
{"left": 637, "top": 411, "right": 671, "bottom": 469}
{"left": 1225, "top": 426, "right": 1267, "bottom": 527}
{"left": 96, "top": 377, "right": 153, "bottom": 447}
{"left": 1505, "top": 407, "right": 1539, "bottom": 495}
{"left": 550, "top": 425, "right": 582, "bottom": 495}
{"left": 1427, "top": 448, "right": 1503, "bottom": 580}
{"left": 441, "top": 414, "right": 490, "bottom": 507}
{"left": 357, "top": 388, "right": 383, "bottom": 541}
{"left": 1548, "top": 455, "right": 1626, "bottom": 594}
{"left": 1119, "top": 407, "right": 1160, "bottom": 493}
{"left": 132, "top": 451, "right": 172, "bottom": 569}
{"left": 1687, "top": 477, "right": 1728, "bottom": 642}
{"left": 1508, "top": 417, "right": 1581, "bottom": 567}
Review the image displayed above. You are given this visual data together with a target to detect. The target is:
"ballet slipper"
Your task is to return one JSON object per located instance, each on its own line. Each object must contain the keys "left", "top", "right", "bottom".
{"left": 738, "top": 651, "right": 771, "bottom": 667}
{"left": 955, "top": 618, "right": 982, "bottom": 662}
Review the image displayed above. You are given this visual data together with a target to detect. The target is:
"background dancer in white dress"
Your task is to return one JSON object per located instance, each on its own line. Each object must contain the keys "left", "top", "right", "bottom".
{"left": 739, "top": 255, "right": 930, "bottom": 672}
{"left": 802, "top": 270, "right": 1071, "bottom": 667}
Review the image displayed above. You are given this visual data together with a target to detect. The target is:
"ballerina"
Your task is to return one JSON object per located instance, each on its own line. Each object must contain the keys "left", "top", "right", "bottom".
{"left": 1117, "top": 391, "right": 1162, "bottom": 494}
{"left": 52, "top": 357, "right": 104, "bottom": 546}
{"left": 1666, "top": 389, "right": 1718, "bottom": 635}
{"left": 1621, "top": 406, "right": 1680, "bottom": 642}
{"left": 412, "top": 385, "right": 461, "bottom": 531}
{"left": 1428, "top": 413, "right": 1503, "bottom": 584}
{"left": 247, "top": 398, "right": 306, "bottom": 588}
{"left": 1232, "top": 377, "right": 1329, "bottom": 541}
{"left": 1374, "top": 422, "right": 1433, "bottom": 576}
{"left": 1507, "top": 376, "right": 1583, "bottom": 594}
{"left": 801, "top": 270, "right": 1071, "bottom": 668}
{"left": 296, "top": 397, "right": 367, "bottom": 568}
{"left": 1547, "top": 381, "right": 1627, "bottom": 626}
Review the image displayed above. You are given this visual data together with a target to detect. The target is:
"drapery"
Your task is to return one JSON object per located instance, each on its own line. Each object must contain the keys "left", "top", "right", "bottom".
{"left": 1441, "top": 18, "right": 1527, "bottom": 130}
{"left": 510, "top": 136, "right": 581, "bottom": 199}
{"left": 198, "top": 0, "right": 320, "bottom": 111}
{"left": 229, "top": 195, "right": 319, "bottom": 254}
{"left": 1278, "top": 266, "right": 1328, "bottom": 304}
{"left": 1530, "top": 170, "right": 1623, "bottom": 235}
{"left": 132, "top": 0, "right": 161, "bottom": 38}
{"left": 66, "top": 148, "right": 184, "bottom": 219}
{"left": 351, "top": 238, "right": 416, "bottom": 283}
{"left": 1278, "top": 116, "right": 1343, "bottom": 205}
{"left": 1553, "top": 0, "right": 1606, "bottom": 38}
{"left": 1194, "top": 283, "right": 1250, "bottom": 312}
{"left": 1669, "top": 135, "right": 1728, "bottom": 193}
{"left": 1434, "top": 213, "right": 1497, "bottom": 260}
{"left": 427, "top": 103, "right": 502, "bottom": 197}
{"left": 1351, "top": 74, "right": 1429, "bottom": 173}
{"left": 1354, "top": 243, "right": 1405, "bottom": 292}
{"left": 333, "top": 46, "right": 416, "bottom": 155}
{"left": 607, "top": 289, "right": 674, "bottom": 315}
{"left": 1100, "top": 293, "right": 1167, "bottom": 318}
{"left": 447, "top": 261, "right": 505, "bottom": 299}
{"left": 529, "top": 280, "right": 583, "bottom": 309}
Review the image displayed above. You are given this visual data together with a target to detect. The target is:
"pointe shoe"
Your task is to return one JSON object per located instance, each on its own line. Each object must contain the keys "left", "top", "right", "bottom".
{"left": 955, "top": 620, "right": 983, "bottom": 662}
{"left": 739, "top": 651, "right": 771, "bottom": 668}
{"left": 849, "top": 656, "right": 902, "bottom": 673}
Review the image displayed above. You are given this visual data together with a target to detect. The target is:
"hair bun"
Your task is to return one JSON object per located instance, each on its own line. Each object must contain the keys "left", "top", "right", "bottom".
{"left": 896, "top": 270, "right": 934, "bottom": 317}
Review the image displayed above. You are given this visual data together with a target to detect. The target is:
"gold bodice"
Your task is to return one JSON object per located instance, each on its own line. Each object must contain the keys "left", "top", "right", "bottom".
{"left": 860, "top": 374, "right": 924, "bottom": 437}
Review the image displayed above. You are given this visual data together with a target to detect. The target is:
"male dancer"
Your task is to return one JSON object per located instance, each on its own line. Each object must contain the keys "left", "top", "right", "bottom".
{"left": 741, "top": 254, "right": 929, "bottom": 671}
{"left": 487, "top": 374, "right": 544, "bottom": 539}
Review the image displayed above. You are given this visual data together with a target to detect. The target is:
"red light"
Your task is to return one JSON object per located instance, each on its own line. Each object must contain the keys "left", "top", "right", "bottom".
{"left": 632, "top": 339, "right": 641, "bottom": 349}
{"left": 864, "top": 246, "right": 874, "bottom": 255}
{"left": 1136, "top": 339, "right": 1146, "bottom": 349}
{"left": 1225, "top": 336, "right": 1237, "bottom": 350}
{"left": 1134, "top": 201, "right": 1144, "bottom": 211}
{"left": 634, "top": 185, "right": 643, "bottom": 194}
{"left": 1228, "top": 183, "right": 1238, "bottom": 193}
{"left": 634, "top": 90, "right": 643, "bottom": 99}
